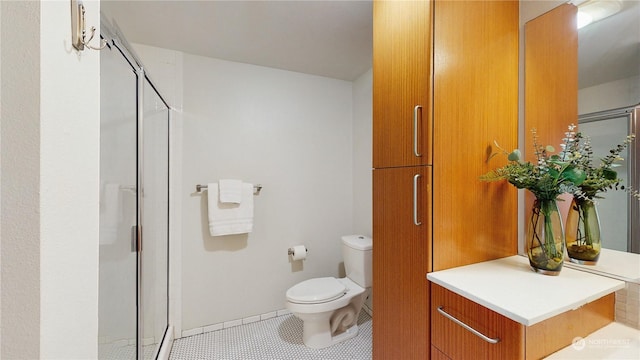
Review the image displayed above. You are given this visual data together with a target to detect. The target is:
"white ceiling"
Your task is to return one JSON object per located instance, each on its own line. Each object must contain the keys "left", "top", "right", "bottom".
{"left": 101, "top": 0, "right": 373, "bottom": 81}
{"left": 101, "top": 0, "right": 638, "bottom": 88}
{"left": 578, "top": 0, "right": 640, "bottom": 89}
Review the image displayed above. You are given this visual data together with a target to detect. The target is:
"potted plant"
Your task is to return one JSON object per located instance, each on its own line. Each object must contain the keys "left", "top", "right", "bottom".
{"left": 481, "top": 127, "right": 586, "bottom": 275}
{"left": 562, "top": 128, "right": 637, "bottom": 264}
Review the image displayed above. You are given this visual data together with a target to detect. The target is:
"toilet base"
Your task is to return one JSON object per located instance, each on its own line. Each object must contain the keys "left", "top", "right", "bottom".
{"left": 286, "top": 278, "right": 368, "bottom": 349}
{"left": 301, "top": 311, "right": 359, "bottom": 349}
{"left": 331, "top": 323, "right": 359, "bottom": 344}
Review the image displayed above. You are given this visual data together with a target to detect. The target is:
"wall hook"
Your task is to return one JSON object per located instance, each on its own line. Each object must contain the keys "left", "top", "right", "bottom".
{"left": 71, "top": 0, "right": 106, "bottom": 51}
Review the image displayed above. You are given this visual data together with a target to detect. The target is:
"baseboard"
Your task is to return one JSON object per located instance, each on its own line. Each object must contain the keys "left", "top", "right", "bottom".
{"left": 181, "top": 309, "right": 292, "bottom": 338}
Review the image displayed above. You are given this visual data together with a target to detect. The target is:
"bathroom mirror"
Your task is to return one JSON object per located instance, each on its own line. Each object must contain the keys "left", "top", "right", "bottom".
{"left": 524, "top": 0, "right": 640, "bottom": 281}
{"left": 576, "top": 0, "right": 639, "bottom": 254}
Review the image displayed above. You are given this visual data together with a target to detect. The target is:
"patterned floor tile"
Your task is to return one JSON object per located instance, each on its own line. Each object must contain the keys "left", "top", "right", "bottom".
{"left": 170, "top": 311, "right": 372, "bottom": 360}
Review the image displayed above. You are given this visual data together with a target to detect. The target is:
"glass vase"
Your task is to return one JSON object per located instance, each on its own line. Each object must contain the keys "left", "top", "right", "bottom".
{"left": 526, "top": 198, "right": 565, "bottom": 275}
{"left": 565, "top": 197, "right": 601, "bottom": 265}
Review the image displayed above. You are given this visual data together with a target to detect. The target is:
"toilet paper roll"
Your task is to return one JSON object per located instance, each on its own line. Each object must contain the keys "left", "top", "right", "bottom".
{"left": 290, "top": 245, "right": 308, "bottom": 261}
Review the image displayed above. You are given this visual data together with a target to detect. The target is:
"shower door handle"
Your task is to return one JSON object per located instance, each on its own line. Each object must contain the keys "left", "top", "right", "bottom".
{"left": 413, "top": 174, "right": 422, "bottom": 226}
{"left": 131, "top": 225, "right": 137, "bottom": 252}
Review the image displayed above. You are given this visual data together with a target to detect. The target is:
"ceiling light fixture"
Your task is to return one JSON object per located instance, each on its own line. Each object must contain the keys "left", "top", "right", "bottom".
{"left": 575, "top": 0, "right": 623, "bottom": 29}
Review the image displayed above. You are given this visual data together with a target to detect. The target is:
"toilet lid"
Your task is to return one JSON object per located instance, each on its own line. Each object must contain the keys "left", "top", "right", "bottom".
{"left": 286, "top": 277, "right": 347, "bottom": 304}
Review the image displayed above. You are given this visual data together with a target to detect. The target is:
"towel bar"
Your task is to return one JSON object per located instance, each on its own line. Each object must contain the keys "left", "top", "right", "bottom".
{"left": 196, "top": 184, "right": 262, "bottom": 195}
{"left": 119, "top": 185, "right": 136, "bottom": 193}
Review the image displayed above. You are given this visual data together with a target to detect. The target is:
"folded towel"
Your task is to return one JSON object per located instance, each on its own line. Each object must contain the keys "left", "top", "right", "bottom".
{"left": 208, "top": 182, "right": 254, "bottom": 236}
{"left": 100, "top": 183, "right": 121, "bottom": 245}
{"left": 218, "top": 179, "right": 243, "bottom": 204}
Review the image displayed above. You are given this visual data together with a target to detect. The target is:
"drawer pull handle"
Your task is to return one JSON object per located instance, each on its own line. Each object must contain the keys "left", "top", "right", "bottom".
{"left": 413, "top": 174, "right": 422, "bottom": 226}
{"left": 413, "top": 105, "right": 422, "bottom": 157}
{"left": 437, "top": 306, "right": 500, "bottom": 344}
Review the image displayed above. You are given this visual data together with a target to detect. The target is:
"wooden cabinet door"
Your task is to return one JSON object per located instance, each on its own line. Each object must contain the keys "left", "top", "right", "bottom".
{"left": 432, "top": 0, "right": 519, "bottom": 271}
{"left": 373, "top": 165, "right": 432, "bottom": 359}
{"left": 373, "top": 0, "right": 432, "bottom": 168}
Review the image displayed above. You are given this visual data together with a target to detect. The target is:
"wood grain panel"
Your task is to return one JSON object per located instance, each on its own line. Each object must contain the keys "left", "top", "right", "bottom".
{"left": 373, "top": 166, "right": 432, "bottom": 359}
{"left": 431, "top": 345, "right": 451, "bottom": 360}
{"left": 432, "top": 0, "right": 519, "bottom": 271}
{"left": 373, "top": 0, "right": 432, "bottom": 168}
{"left": 524, "top": 4, "right": 578, "bottom": 222}
{"left": 431, "top": 283, "right": 525, "bottom": 359}
{"left": 525, "top": 293, "right": 615, "bottom": 359}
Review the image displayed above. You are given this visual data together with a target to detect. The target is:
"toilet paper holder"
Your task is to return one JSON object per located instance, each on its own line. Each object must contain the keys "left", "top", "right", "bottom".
{"left": 288, "top": 247, "right": 308, "bottom": 256}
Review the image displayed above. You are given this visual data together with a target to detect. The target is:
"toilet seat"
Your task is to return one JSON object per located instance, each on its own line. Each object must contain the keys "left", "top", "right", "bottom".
{"left": 286, "top": 277, "right": 346, "bottom": 304}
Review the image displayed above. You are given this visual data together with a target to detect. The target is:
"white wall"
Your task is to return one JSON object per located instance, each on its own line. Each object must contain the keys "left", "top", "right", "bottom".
{"left": 1, "top": 0, "right": 100, "bottom": 358}
{"left": 352, "top": 69, "right": 373, "bottom": 236}
{"left": 39, "top": 0, "right": 100, "bottom": 357}
{"left": 180, "top": 54, "right": 355, "bottom": 330}
{"left": 579, "top": 75, "right": 640, "bottom": 114}
{"left": 1, "top": 1, "right": 41, "bottom": 357}
{"left": 133, "top": 43, "right": 373, "bottom": 334}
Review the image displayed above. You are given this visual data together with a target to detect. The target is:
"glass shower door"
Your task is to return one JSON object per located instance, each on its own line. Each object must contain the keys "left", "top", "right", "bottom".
{"left": 141, "top": 76, "right": 170, "bottom": 359}
{"left": 579, "top": 109, "right": 636, "bottom": 252}
{"left": 98, "top": 42, "right": 138, "bottom": 360}
{"left": 100, "top": 19, "right": 171, "bottom": 359}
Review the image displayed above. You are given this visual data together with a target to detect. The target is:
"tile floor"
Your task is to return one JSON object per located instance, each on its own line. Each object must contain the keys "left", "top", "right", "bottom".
{"left": 98, "top": 342, "right": 156, "bottom": 360}
{"left": 169, "top": 311, "right": 372, "bottom": 360}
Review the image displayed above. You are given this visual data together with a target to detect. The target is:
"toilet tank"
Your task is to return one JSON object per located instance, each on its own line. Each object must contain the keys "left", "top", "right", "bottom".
{"left": 341, "top": 235, "right": 372, "bottom": 288}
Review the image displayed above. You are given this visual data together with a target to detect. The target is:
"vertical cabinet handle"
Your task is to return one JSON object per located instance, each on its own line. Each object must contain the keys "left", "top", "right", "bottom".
{"left": 413, "top": 105, "right": 422, "bottom": 157}
{"left": 413, "top": 174, "right": 422, "bottom": 226}
{"left": 437, "top": 306, "right": 501, "bottom": 344}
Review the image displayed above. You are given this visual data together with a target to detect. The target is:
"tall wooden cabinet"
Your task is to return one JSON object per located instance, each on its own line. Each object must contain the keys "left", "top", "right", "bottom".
{"left": 372, "top": 1, "right": 519, "bottom": 358}
{"left": 372, "top": 1, "right": 433, "bottom": 358}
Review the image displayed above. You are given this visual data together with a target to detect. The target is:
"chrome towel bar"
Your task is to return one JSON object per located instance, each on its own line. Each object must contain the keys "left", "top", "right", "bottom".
{"left": 196, "top": 184, "right": 262, "bottom": 195}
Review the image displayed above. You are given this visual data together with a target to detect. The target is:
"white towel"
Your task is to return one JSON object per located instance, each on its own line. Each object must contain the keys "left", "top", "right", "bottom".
{"left": 208, "top": 182, "right": 254, "bottom": 236}
{"left": 100, "top": 183, "right": 121, "bottom": 245}
{"left": 218, "top": 179, "right": 243, "bottom": 204}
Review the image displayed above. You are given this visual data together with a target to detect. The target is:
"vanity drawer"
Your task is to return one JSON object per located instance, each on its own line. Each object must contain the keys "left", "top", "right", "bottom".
{"left": 431, "top": 282, "right": 616, "bottom": 359}
{"left": 525, "top": 292, "right": 614, "bottom": 359}
{"left": 431, "top": 283, "right": 525, "bottom": 359}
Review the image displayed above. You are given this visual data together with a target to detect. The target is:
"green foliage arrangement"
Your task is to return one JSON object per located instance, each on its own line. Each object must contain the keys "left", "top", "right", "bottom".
{"left": 560, "top": 126, "right": 637, "bottom": 201}
{"left": 480, "top": 126, "right": 586, "bottom": 200}
{"left": 481, "top": 124, "right": 638, "bottom": 201}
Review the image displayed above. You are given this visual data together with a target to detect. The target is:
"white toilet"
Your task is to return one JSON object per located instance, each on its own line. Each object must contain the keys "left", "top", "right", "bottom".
{"left": 285, "top": 235, "right": 372, "bottom": 349}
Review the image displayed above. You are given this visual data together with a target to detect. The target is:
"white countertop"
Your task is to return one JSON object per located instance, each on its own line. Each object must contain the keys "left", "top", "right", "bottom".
{"left": 427, "top": 255, "right": 625, "bottom": 326}
{"left": 544, "top": 322, "right": 640, "bottom": 359}
{"left": 564, "top": 248, "right": 640, "bottom": 284}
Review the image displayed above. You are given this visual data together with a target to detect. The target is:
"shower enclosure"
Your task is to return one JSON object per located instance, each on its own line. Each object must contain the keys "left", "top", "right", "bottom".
{"left": 98, "top": 19, "right": 171, "bottom": 360}
{"left": 578, "top": 104, "right": 639, "bottom": 253}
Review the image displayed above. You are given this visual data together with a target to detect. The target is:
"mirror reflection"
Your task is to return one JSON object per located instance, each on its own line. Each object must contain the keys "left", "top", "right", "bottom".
{"left": 577, "top": 0, "right": 639, "bottom": 254}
